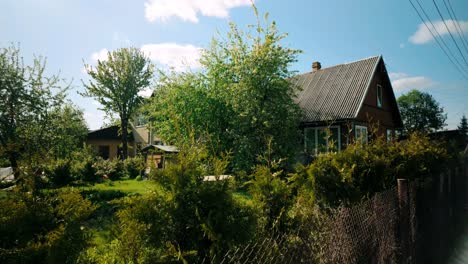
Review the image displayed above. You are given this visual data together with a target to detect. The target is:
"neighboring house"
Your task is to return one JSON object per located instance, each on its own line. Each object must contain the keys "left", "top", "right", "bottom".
{"left": 292, "top": 55, "right": 403, "bottom": 156}
{"left": 86, "top": 121, "right": 177, "bottom": 168}
{"left": 86, "top": 123, "right": 159, "bottom": 160}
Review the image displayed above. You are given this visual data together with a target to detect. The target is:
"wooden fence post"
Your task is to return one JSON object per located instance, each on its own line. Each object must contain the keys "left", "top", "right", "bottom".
{"left": 398, "top": 178, "right": 410, "bottom": 263}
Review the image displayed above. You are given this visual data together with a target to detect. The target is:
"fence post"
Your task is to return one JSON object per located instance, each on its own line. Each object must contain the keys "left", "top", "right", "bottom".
{"left": 398, "top": 178, "right": 410, "bottom": 263}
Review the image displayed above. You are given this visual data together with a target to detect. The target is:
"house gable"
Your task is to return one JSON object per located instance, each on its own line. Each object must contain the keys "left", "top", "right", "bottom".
{"left": 355, "top": 58, "right": 403, "bottom": 135}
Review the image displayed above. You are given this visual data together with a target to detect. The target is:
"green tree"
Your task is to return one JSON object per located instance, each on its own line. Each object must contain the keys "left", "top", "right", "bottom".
{"left": 48, "top": 103, "right": 88, "bottom": 159}
{"left": 82, "top": 47, "right": 153, "bottom": 159}
{"left": 458, "top": 114, "right": 468, "bottom": 140}
{"left": 0, "top": 45, "right": 67, "bottom": 178}
{"left": 148, "top": 10, "right": 302, "bottom": 171}
{"left": 397, "top": 89, "right": 447, "bottom": 133}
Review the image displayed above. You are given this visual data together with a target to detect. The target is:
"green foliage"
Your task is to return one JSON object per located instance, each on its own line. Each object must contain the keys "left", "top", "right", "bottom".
{"left": 0, "top": 189, "right": 95, "bottom": 263}
{"left": 93, "top": 158, "right": 125, "bottom": 181}
{"left": 108, "top": 144, "right": 257, "bottom": 262}
{"left": 124, "top": 156, "right": 145, "bottom": 179}
{"left": 70, "top": 146, "right": 98, "bottom": 182}
{"left": 397, "top": 89, "right": 447, "bottom": 133}
{"left": 291, "top": 133, "right": 449, "bottom": 207}
{"left": 48, "top": 104, "right": 88, "bottom": 159}
{"left": 0, "top": 44, "right": 68, "bottom": 177}
{"left": 148, "top": 11, "right": 302, "bottom": 171}
{"left": 246, "top": 141, "right": 292, "bottom": 233}
{"left": 46, "top": 158, "right": 73, "bottom": 187}
{"left": 82, "top": 47, "right": 154, "bottom": 159}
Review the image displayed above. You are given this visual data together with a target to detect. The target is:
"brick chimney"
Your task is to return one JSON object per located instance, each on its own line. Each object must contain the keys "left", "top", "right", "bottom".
{"left": 312, "top": 61, "right": 321, "bottom": 72}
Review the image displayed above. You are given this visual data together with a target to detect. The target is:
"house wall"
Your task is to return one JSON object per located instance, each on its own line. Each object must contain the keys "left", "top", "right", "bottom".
{"left": 356, "top": 61, "right": 402, "bottom": 137}
{"left": 86, "top": 139, "right": 136, "bottom": 159}
{"left": 133, "top": 126, "right": 161, "bottom": 146}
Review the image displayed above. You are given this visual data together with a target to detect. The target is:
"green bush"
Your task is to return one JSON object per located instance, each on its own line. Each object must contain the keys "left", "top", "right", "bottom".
{"left": 248, "top": 163, "right": 292, "bottom": 233}
{"left": 70, "top": 146, "right": 98, "bottom": 182}
{"left": 0, "top": 190, "right": 95, "bottom": 263}
{"left": 46, "top": 159, "right": 73, "bottom": 187}
{"left": 93, "top": 158, "right": 124, "bottom": 181}
{"left": 135, "top": 175, "right": 142, "bottom": 181}
{"left": 290, "top": 133, "right": 449, "bottom": 207}
{"left": 124, "top": 156, "right": 145, "bottom": 179}
{"left": 108, "top": 145, "right": 257, "bottom": 262}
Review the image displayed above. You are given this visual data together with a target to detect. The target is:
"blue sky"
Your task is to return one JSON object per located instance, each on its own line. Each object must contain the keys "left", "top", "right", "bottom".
{"left": 2, "top": 0, "right": 468, "bottom": 130}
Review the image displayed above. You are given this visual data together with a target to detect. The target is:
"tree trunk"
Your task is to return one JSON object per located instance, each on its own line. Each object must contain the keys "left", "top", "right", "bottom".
{"left": 8, "top": 152, "right": 20, "bottom": 179}
{"left": 121, "top": 117, "right": 128, "bottom": 160}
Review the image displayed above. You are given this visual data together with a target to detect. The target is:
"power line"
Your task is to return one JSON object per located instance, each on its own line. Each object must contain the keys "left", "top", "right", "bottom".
{"left": 408, "top": 0, "right": 468, "bottom": 80}
{"left": 445, "top": 0, "right": 468, "bottom": 55}
{"left": 432, "top": 0, "right": 468, "bottom": 67}
{"left": 414, "top": 0, "right": 467, "bottom": 72}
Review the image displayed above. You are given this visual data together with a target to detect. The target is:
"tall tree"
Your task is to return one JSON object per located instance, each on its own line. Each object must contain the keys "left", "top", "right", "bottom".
{"left": 48, "top": 104, "right": 88, "bottom": 159}
{"left": 82, "top": 47, "right": 153, "bottom": 159}
{"left": 148, "top": 10, "right": 302, "bottom": 171}
{"left": 458, "top": 114, "right": 468, "bottom": 140}
{"left": 0, "top": 45, "right": 66, "bottom": 177}
{"left": 397, "top": 89, "right": 447, "bottom": 133}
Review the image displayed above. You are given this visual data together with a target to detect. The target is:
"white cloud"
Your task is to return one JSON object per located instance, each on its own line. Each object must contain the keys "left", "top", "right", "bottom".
{"left": 144, "top": 0, "right": 252, "bottom": 23}
{"left": 399, "top": 43, "right": 405, "bottom": 48}
{"left": 141, "top": 43, "right": 202, "bottom": 71}
{"left": 390, "top": 72, "right": 437, "bottom": 91}
{"left": 91, "top": 48, "right": 109, "bottom": 63}
{"left": 409, "top": 20, "right": 468, "bottom": 44}
{"left": 87, "top": 43, "right": 201, "bottom": 73}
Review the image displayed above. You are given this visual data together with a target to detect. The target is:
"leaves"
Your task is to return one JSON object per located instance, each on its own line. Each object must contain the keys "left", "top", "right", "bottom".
{"left": 397, "top": 89, "right": 447, "bottom": 133}
{"left": 147, "top": 13, "right": 302, "bottom": 171}
{"left": 82, "top": 47, "right": 154, "bottom": 159}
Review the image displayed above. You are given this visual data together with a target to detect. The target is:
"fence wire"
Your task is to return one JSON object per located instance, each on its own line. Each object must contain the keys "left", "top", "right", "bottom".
{"left": 202, "top": 164, "right": 467, "bottom": 264}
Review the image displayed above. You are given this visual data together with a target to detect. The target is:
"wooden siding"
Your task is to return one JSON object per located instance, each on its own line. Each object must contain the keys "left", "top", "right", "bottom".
{"left": 356, "top": 60, "right": 403, "bottom": 137}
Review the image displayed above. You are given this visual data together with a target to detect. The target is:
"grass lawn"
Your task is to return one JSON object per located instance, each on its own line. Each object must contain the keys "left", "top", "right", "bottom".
{"left": 75, "top": 179, "right": 158, "bottom": 249}
{"left": 79, "top": 178, "right": 157, "bottom": 195}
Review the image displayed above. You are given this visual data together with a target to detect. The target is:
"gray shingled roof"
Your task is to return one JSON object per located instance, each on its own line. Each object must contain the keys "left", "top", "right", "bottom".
{"left": 292, "top": 55, "right": 381, "bottom": 123}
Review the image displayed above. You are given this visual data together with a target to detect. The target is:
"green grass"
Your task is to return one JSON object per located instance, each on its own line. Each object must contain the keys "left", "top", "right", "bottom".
{"left": 79, "top": 178, "right": 157, "bottom": 195}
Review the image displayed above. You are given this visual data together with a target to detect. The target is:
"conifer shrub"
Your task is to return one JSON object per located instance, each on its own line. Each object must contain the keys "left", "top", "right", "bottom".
{"left": 0, "top": 189, "right": 95, "bottom": 263}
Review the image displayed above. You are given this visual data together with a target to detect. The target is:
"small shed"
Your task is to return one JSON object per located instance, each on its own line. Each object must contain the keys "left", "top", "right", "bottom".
{"left": 141, "top": 145, "right": 179, "bottom": 169}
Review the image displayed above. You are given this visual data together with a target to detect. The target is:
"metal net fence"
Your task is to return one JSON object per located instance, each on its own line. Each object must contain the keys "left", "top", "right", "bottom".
{"left": 203, "top": 162, "right": 467, "bottom": 264}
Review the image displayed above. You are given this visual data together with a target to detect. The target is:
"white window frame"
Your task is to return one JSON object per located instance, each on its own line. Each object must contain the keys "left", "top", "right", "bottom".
{"left": 355, "top": 125, "right": 368, "bottom": 144}
{"left": 304, "top": 126, "right": 341, "bottom": 155}
{"left": 377, "top": 84, "right": 383, "bottom": 108}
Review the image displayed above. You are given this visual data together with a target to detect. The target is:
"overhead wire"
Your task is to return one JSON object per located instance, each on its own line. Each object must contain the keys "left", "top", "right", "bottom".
{"left": 432, "top": 0, "right": 468, "bottom": 67}
{"left": 408, "top": 0, "right": 468, "bottom": 80}
{"left": 445, "top": 0, "right": 468, "bottom": 55}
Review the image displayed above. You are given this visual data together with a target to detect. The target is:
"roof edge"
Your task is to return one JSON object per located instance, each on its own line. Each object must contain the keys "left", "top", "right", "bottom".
{"left": 353, "top": 55, "right": 382, "bottom": 118}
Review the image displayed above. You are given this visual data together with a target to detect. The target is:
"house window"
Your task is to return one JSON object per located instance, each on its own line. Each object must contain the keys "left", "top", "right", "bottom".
{"left": 377, "top": 84, "right": 383, "bottom": 108}
{"left": 355, "top": 125, "right": 368, "bottom": 144}
{"left": 386, "top": 129, "right": 393, "bottom": 142}
{"left": 305, "top": 126, "right": 341, "bottom": 155}
{"left": 98, "top": 145, "right": 110, "bottom": 159}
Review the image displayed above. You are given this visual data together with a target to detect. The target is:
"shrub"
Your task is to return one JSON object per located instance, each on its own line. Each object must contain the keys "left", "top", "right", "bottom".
{"left": 0, "top": 190, "right": 95, "bottom": 263}
{"left": 248, "top": 163, "right": 292, "bottom": 233}
{"left": 93, "top": 158, "right": 124, "bottom": 181}
{"left": 291, "top": 133, "right": 450, "bottom": 207}
{"left": 46, "top": 159, "right": 73, "bottom": 187}
{"left": 124, "top": 156, "right": 145, "bottom": 179}
{"left": 70, "top": 146, "right": 97, "bottom": 182}
{"left": 135, "top": 175, "right": 142, "bottom": 181}
{"left": 109, "top": 144, "right": 257, "bottom": 262}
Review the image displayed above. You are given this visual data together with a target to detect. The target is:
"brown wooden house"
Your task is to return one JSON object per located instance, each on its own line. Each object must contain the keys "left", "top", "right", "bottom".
{"left": 292, "top": 55, "right": 403, "bottom": 156}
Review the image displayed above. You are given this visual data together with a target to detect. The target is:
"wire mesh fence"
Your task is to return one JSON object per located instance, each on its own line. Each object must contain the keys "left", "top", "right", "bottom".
{"left": 203, "top": 162, "right": 467, "bottom": 264}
